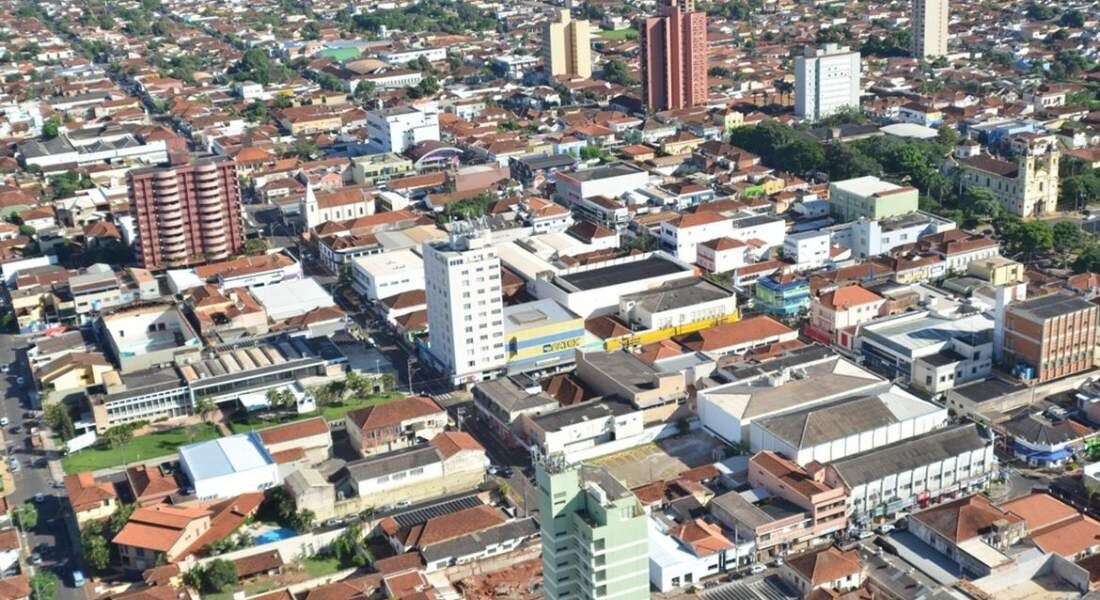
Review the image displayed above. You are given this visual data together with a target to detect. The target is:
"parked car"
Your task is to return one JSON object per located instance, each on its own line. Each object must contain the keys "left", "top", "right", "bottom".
{"left": 29, "top": 553, "right": 41, "bottom": 566}
{"left": 324, "top": 517, "right": 346, "bottom": 528}
{"left": 33, "top": 493, "right": 44, "bottom": 503}
{"left": 396, "top": 500, "right": 412, "bottom": 508}
{"left": 8, "top": 458, "right": 18, "bottom": 472}
{"left": 857, "top": 530, "right": 874, "bottom": 540}
{"left": 0, "top": 418, "right": 7, "bottom": 427}
{"left": 14, "top": 377, "right": 23, "bottom": 385}
{"left": 71, "top": 570, "right": 85, "bottom": 587}
{"left": 379, "top": 504, "right": 394, "bottom": 512}
{"left": 750, "top": 564, "right": 767, "bottom": 575}
{"left": 877, "top": 524, "right": 895, "bottom": 535}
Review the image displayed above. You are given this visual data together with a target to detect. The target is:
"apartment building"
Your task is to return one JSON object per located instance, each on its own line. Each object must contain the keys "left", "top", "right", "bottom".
{"left": 1003, "top": 292, "right": 1099, "bottom": 382}
{"left": 912, "top": 0, "right": 949, "bottom": 59}
{"left": 128, "top": 157, "right": 245, "bottom": 270}
{"left": 640, "top": 0, "right": 708, "bottom": 112}
{"left": 543, "top": 9, "right": 592, "bottom": 79}
{"left": 795, "top": 44, "right": 861, "bottom": 121}
{"left": 366, "top": 105, "right": 440, "bottom": 153}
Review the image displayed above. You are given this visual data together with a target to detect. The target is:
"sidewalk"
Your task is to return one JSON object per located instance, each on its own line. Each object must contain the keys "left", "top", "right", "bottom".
{"left": 0, "top": 431, "right": 13, "bottom": 498}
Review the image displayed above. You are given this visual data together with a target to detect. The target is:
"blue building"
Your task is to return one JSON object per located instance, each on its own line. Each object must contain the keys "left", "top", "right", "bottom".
{"left": 754, "top": 275, "right": 810, "bottom": 318}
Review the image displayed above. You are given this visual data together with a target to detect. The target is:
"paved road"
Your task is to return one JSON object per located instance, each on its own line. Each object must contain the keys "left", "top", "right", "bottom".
{"left": 0, "top": 335, "right": 86, "bottom": 600}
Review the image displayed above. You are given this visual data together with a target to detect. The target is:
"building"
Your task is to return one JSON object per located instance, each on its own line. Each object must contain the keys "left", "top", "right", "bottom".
{"left": 809, "top": 284, "right": 886, "bottom": 347}
{"left": 750, "top": 452, "right": 848, "bottom": 544}
{"left": 698, "top": 346, "right": 888, "bottom": 445}
{"left": 857, "top": 309, "right": 994, "bottom": 395}
{"left": 640, "top": 0, "right": 708, "bottom": 113}
{"left": 750, "top": 388, "right": 948, "bottom": 466}
{"left": 423, "top": 227, "right": 507, "bottom": 385}
{"left": 113, "top": 504, "right": 214, "bottom": 569}
{"left": 178, "top": 433, "right": 281, "bottom": 500}
{"left": 340, "top": 431, "right": 488, "bottom": 508}
{"left": 503, "top": 299, "right": 586, "bottom": 376}
{"left": 350, "top": 249, "right": 425, "bottom": 301}
{"left": 907, "top": 494, "right": 1024, "bottom": 577}
{"left": 795, "top": 44, "right": 861, "bottom": 122}
{"left": 255, "top": 417, "right": 333, "bottom": 465}
{"left": 1004, "top": 292, "right": 1098, "bottom": 382}
{"left": 779, "top": 546, "right": 864, "bottom": 598}
{"left": 64, "top": 472, "right": 120, "bottom": 527}
{"left": 824, "top": 423, "right": 996, "bottom": 521}
{"left": 366, "top": 105, "right": 440, "bottom": 153}
{"left": 957, "top": 135, "right": 1060, "bottom": 217}
{"left": 554, "top": 163, "right": 649, "bottom": 207}
{"left": 754, "top": 274, "right": 811, "bottom": 318}
{"left": 784, "top": 230, "right": 831, "bottom": 271}
{"left": 537, "top": 460, "right": 649, "bottom": 600}
{"left": 544, "top": 9, "right": 592, "bottom": 79}
{"left": 99, "top": 303, "right": 203, "bottom": 374}
{"left": 912, "top": 0, "right": 949, "bottom": 59}
{"left": 520, "top": 398, "right": 644, "bottom": 461}
{"left": 127, "top": 157, "right": 245, "bottom": 270}
{"left": 827, "top": 212, "right": 955, "bottom": 259}
{"left": 648, "top": 516, "right": 744, "bottom": 591}
{"left": 828, "top": 176, "right": 919, "bottom": 222}
{"left": 619, "top": 278, "right": 736, "bottom": 331}
{"left": 345, "top": 395, "right": 448, "bottom": 457}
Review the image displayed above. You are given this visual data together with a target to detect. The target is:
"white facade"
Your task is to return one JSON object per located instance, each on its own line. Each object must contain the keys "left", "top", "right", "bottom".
{"left": 827, "top": 214, "right": 955, "bottom": 259}
{"left": 554, "top": 164, "right": 649, "bottom": 206}
{"left": 784, "top": 230, "right": 831, "bottom": 271}
{"left": 795, "top": 44, "right": 862, "bottom": 121}
{"left": 424, "top": 228, "right": 507, "bottom": 385}
{"left": 380, "top": 46, "right": 447, "bottom": 65}
{"left": 648, "top": 519, "right": 751, "bottom": 592}
{"left": 660, "top": 216, "right": 733, "bottom": 264}
{"left": 366, "top": 105, "right": 440, "bottom": 153}
{"left": 697, "top": 239, "right": 749, "bottom": 274}
{"left": 351, "top": 249, "right": 425, "bottom": 301}
{"left": 179, "top": 433, "right": 281, "bottom": 501}
{"left": 730, "top": 214, "right": 786, "bottom": 252}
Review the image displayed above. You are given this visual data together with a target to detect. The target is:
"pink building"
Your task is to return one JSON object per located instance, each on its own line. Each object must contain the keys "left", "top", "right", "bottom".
{"left": 748, "top": 452, "right": 848, "bottom": 550}
{"left": 640, "top": 0, "right": 708, "bottom": 113}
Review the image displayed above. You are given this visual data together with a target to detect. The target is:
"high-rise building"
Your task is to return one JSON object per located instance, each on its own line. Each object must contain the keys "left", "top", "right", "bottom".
{"left": 423, "top": 225, "right": 506, "bottom": 386}
{"left": 537, "top": 459, "right": 650, "bottom": 600}
{"left": 794, "top": 44, "right": 861, "bottom": 122}
{"left": 128, "top": 156, "right": 244, "bottom": 270}
{"left": 912, "top": 0, "right": 949, "bottom": 59}
{"left": 544, "top": 9, "right": 592, "bottom": 79}
{"left": 640, "top": 0, "right": 708, "bottom": 113}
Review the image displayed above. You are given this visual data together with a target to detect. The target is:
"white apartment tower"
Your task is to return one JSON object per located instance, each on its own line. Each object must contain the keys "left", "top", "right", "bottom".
{"left": 424, "top": 225, "right": 506, "bottom": 386}
{"left": 794, "top": 44, "right": 862, "bottom": 122}
{"left": 912, "top": 0, "right": 949, "bottom": 60}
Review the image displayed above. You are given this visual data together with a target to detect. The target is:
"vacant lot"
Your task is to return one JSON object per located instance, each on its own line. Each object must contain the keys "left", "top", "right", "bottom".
{"left": 588, "top": 430, "right": 728, "bottom": 488}
{"left": 598, "top": 27, "right": 638, "bottom": 40}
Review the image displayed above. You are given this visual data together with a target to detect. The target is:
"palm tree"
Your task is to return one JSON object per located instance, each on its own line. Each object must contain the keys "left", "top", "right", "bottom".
{"left": 194, "top": 398, "right": 216, "bottom": 424}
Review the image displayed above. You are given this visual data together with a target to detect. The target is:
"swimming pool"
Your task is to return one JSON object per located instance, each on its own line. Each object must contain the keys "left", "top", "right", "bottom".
{"left": 255, "top": 527, "right": 298, "bottom": 545}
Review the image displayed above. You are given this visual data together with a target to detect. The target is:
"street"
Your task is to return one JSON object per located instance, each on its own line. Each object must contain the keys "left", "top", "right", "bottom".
{"left": 0, "top": 335, "right": 85, "bottom": 600}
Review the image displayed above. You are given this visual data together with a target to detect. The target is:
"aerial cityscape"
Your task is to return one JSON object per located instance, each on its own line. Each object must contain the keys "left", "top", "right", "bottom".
{"left": 0, "top": 0, "right": 1098, "bottom": 599}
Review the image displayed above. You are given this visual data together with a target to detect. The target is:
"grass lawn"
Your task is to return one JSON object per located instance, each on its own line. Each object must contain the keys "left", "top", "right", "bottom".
{"left": 303, "top": 555, "right": 342, "bottom": 578}
{"left": 229, "top": 393, "right": 404, "bottom": 433}
{"left": 598, "top": 27, "right": 638, "bottom": 40}
{"left": 61, "top": 423, "right": 220, "bottom": 474}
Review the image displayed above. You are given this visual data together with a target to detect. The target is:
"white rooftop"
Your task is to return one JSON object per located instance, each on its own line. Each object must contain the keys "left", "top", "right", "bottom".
{"left": 179, "top": 433, "right": 275, "bottom": 480}
{"left": 252, "top": 277, "right": 335, "bottom": 321}
{"left": 352, "top": 248, "right": 423, "bottom": 275}
{"left": 832, "top": 175, "right": 905, "bottom": 198}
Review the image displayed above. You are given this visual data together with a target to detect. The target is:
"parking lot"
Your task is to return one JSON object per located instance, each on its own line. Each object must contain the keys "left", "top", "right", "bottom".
{"left": 589, "top": 430, "right": 730, "bottom": 488}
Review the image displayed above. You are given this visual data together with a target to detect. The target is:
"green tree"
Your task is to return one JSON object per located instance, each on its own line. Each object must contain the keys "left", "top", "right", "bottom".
{"left": 194, "top": 397, "right": 216, "bottom": 423}
{"left": 29, "top": 572, "right": 58, "bottom": 600}
{"left": 41, "top": 115, "right": 61, "bottom": 139}
{"left": 824, "top": 143, "right": 882, "bottom": 180}
{"left": 1073, "top": 243, "right": 1100, "bottom": 274}
{"left": 108, "top": 503, "right": 138, "bottom": 538}
{"left": 1053, "top": 220, "right": 1087, "bottom": 266}
{"left": 291, "top": 137, "right": 319, "bottom": 160}
{"left": 103, "top": 424, "right": 135, "bottom": 449}
{"left": 1061, "top": 172, "right": 1100, "bottom": 209}
{"left": 242, "top": 101, "right": 269, "bottom": 123}
{"left": 1001, "top": 219, "right": 1053, "bottom": 258}
{"left": 1059, "top": 9, "right": 1084, "bottom": 27}
{"left": 44, "top": 403, "right": 76, "bottom": 441}
{"left": 243, "top": 238, "right": 268, "bottom": 255}
{"left": 14, "top": 504, "right": 38, "bottom": 531}
{"left": 289, "top": 508, "right": 316, "bottom": 531}
{"left": 601, "top": 58, "right": 635, "bottom": 86}
{"left": 198, "top": 559, "right": 238, "bottom": 593}
{"left": 353, "top": 81, "right": 377, "bottom": 104}
{"left": 80, "top": 523, "right": 111, "bottom": 572}
{"left": 961, "top": 187, "right": 1003, "bottom": 224}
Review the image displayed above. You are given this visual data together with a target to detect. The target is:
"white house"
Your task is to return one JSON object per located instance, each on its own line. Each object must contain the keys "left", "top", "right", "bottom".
{"left": 697, "top": 237, "right": 749, "bottom": 274}
{"left": 784, "top": 230, "right": 831, "bottom": 271}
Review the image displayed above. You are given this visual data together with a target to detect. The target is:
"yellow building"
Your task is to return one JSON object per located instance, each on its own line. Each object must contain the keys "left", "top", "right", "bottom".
{"left": 504, "top": 299, "right": 586, "bottom": 376}
{"left": 967, "top": 256, "right": 1026, "bottom": 286}
{"left": 543, "top": 9, "right": 592, "bottom": 79}
{"left": 957, "top": 135, "right": 1060, "bottom": 218}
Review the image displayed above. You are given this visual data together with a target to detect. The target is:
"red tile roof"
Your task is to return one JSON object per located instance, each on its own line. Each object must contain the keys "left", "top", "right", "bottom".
{"left": 346, "top": 396, "right": 444, "bottom": 431}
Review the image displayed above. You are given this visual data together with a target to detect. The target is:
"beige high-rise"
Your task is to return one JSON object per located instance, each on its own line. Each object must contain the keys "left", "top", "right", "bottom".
{"left": 912, "top": 0, "right": 948, "bottom": 59}
{"left": 544, "top": 9, "right": 592, "bottom": 79}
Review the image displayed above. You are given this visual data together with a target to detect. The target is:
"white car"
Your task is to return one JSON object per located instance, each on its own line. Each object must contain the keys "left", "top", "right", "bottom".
{"left": 749, "top": 564, "right": 767, "bottom": 575}
{"left": 878, "top": 524, "right": 895, "bottom": 535}
{"left": 857, "top": 530, "right": 875, "bottom": 540}
{"left": 0, "top": 418, "right": 7, "bottom": 427}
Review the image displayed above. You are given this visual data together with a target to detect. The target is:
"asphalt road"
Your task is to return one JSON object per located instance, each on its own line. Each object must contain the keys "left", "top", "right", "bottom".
{"left": 0, "top": 335, "right": 85, "bottom": 600}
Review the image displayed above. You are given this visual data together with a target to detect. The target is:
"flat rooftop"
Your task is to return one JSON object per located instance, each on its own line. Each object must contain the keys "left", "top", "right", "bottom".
{"left": 1009, "top": 292, "right": 1097, "bottom": 321}
{"left": 832, "top": 175, "right": 907, "bottom": 197}
{"left": 862, "top": 311, "right": 994, "bottom": 356}
{"left": 558, "top": 255, "right": 689, "bottom": 291}
{"left": 504, "top": 299, "right": 580, "bottom": 332}
{"left": 564, "top": 162, "right": 643, "bottom": 183}
{"left": 530, "top": 398, "right": 636, "bottom": 432}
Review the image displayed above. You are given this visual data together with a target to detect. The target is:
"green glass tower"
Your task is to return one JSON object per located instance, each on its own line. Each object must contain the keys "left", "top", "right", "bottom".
{"left": 537, "top": 458, "right": 650, "bottom": 600}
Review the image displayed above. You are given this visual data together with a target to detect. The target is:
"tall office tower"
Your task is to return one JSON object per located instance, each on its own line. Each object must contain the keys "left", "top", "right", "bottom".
{"left": 912, "top": 0, "right": 949, "bottom": 59}
{"left": 537, "top": 459, "right": 650, "bottom": 600}
{"left": 128, "top": 156, "right": 244, "bottom": 270}
{"left": 423, "top": 224, "right": 506, "bottom": 386}
{"left": 544, "top": 9, "right": 592, "bottom": 79}
{"left": 794, "top": 44, "right": 862, "bottom": 122}
{"left": 640, "top": 0, "right": 708, "bottom": 113}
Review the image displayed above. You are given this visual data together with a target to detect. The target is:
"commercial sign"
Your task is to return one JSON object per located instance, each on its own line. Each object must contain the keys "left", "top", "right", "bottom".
{"left": 542, "top": 338, "right": 580, "bottom": 354}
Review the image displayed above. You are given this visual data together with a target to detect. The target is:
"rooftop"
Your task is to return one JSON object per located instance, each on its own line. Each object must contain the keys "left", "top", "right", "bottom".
{"left": 1008, "top": 292, "right": 1097, "bottom": 322}
{"left": 829, "top": 424, "right": 990, "bottom": 488}
{"left": 557, "top": 254, "right": 689, "bottom": 292}
{"left": 179, "top": 433, "right": 275, "bottom": 481}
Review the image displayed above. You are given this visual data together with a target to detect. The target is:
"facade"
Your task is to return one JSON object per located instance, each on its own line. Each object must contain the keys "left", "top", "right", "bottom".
{"left": 554, "top": 163, "right": 649, "bottom": 207}
{"left": 350, "top": 249, "right": 424, "bottom": 301}
{"left": 544, "top": 9, "right": 592, "bottom": 79}
{"left": 366, "top": 105, "right": 440, "bottom": 153}
{"left": 749, "top": 452, "right": 848, "bottom": 542}
{"left": 1003, "top": 292, "right": 1099, "bottom": 383}
{"left": 824, "top": 423, "right": 996, "bottom": 522}
{"left": 784, "top": 230, "right": 831, "bottom": 271}
{"left": 503, "top": 299, "right": 586, "bottom": 376}
{"left": 809, "top": 284, "right": 886, "bottom": 347}
{"left": 640, "top": 0, "right": 708, "bottom": 113}
{"left": 957, "top": 136, "right": 1060, "bottom": 217}
{"left": 795, "top": 44, "right": 861, "bottom": 121}
{"left": 423, "top": 227, "right": 507, "bottom": 385}
{"left": 829, "top": 176, "right": 919, "bottom": 223}
{"left": 537, "top": 461, "right": 650, "bottom": 600}
{"left": 912, "top": 0, "right": 949, "bottom": 59}
{"left": 127, "top": 157, "right": 245, "bottom": 270}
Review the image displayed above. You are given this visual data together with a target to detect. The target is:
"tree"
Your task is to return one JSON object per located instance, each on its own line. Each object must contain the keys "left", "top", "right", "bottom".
{"left": 1053, "top": 221, "right": 1087, "bottom": 266}
{"left": 824, "top": 143, "right": 882, "bottom": 180}
{"left": 80, "top": 523, "right": 111, "bottom": 572}
{"left": 243, "top": 238, "right": 268, "bottom": 255}
{"left": 961, "top": 187, "right": 1002, "bottom": 224}
{"left": 289, "top": 508, "right": 316, "bottom": 532}
{"left": 1001, "top": 219, "right": 1053, "bottom": 258}
{"left": 1074, "top": 243, "right": 1100, "bottom": 274}
{"left": 328, "top": 524, "right": 368, "bottom": 567}
{"left": 265, "top": 388, "right": 295, "bottom": 409}
{"left": 1060, "top": 9, "right": 1085, "bottom": 27}
{"left": 1061, "top": 172, "right": 1100, "bottom": 209}
{"left": 108, "top": 503, "right": 137, "bottom": 538}
{"left": 242, "top": 101, "right": 269, "bottom": 123}
{"left": 353, "top": 81, "right": 377, "bottom": 104}
{"left": 601, "top": 58, "right": 635, "bottom": 86}
{"left": 44, "top": 403, "right": 76, "bottom": 441}
{"left": 29, "top": 572, "right": 58, "bottom": 600}
{"left": 41, "top": 115, "right": 61, "bottom": 139}
{"left": 198, "top": 559, "right": 238, "bottom": 593}
{"left": 13, "top": 504, "right": 38, "bottom": 531}
{"left": 103, "top": 424, "right": 135, "bottom": 449}
{"left": 194, "top": 397, "right": 216, "bottom": 423}
{"left": 291, "top": 137, "right": 319, "bottom": 160}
